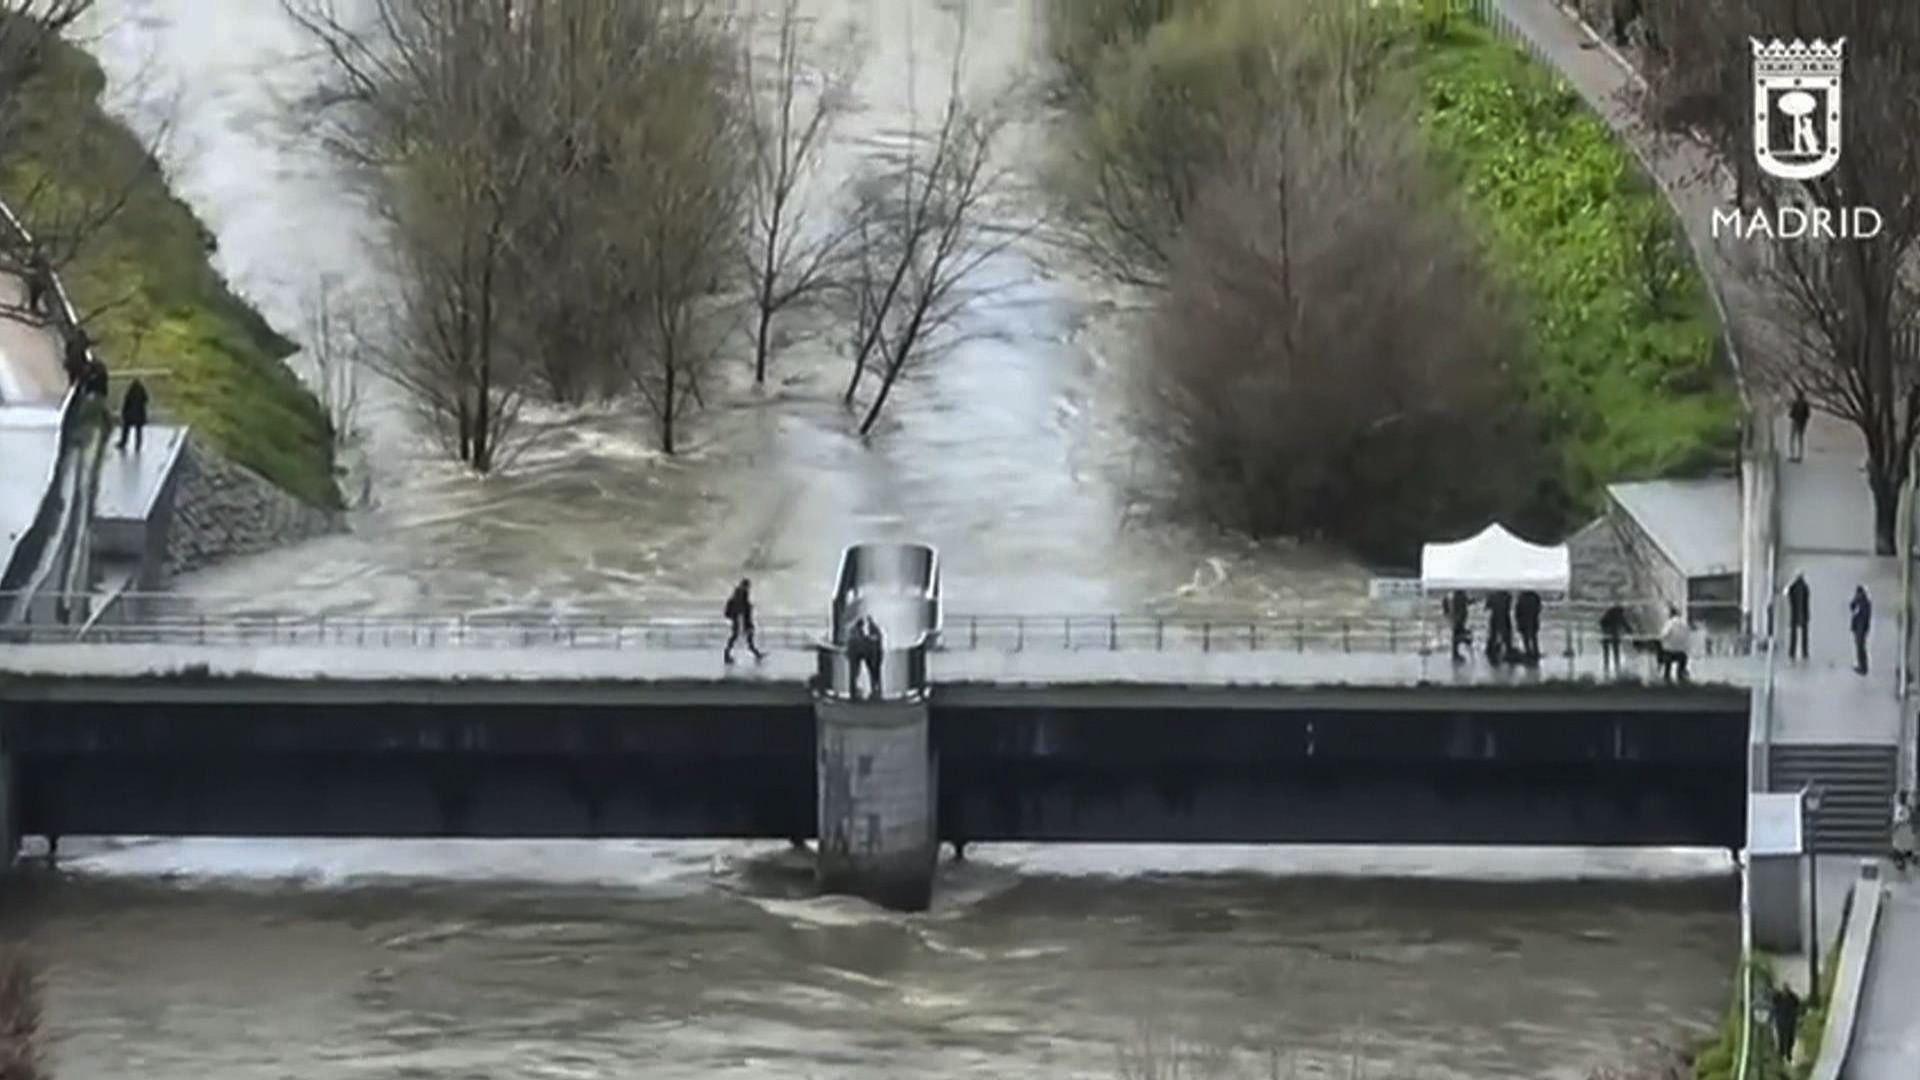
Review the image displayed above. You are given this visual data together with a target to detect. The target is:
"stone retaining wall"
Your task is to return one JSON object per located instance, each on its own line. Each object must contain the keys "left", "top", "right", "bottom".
{"left": 167, "top": 438, "right": 342, "bottom": 575}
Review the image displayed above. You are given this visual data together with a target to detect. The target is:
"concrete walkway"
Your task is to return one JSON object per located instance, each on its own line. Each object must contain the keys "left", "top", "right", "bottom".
{"left": 1483, "top": 2, "right": 1916, "bottom": 1074}
{"left": 0, "top": 268, "right": 73, "bottom": 576}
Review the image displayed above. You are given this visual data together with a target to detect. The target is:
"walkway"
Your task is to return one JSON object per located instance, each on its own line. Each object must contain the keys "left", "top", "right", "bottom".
{"left": 1485, "top": 2, "right": 1915, "bottom": 1075}
{"left": 0, "top": 266, "right": 71, "bottom": 576}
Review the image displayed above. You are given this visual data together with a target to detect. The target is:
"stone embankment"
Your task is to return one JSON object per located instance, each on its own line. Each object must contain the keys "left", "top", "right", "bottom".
{"left": 167, "top": 437, "right": 342, "bottom": 574}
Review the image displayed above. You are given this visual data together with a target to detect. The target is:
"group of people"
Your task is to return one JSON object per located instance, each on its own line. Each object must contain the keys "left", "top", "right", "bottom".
{"left": 1782, "top": 573, "right": 1875, "bottom": 676}
{"left": 721, "top": 577, "right": 888, "bottom": 699}
{"left": 1443, "top": 588, "right": 1546, "bottom": 666}
{"left": 16, "top": 247, "right": 150, "bottom": 452}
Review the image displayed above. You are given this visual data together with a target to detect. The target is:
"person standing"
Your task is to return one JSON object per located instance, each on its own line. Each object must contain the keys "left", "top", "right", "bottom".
{"left": 1787, "top": 391, "right": 1811, "bottom": 462}
{"left": 723, "top": 578, "right": 765, "bottom": 664}
{"left": 1446, "top": 589, "right": 1471, "bottom": 664}
{"left": 1771, "top": 985, "right": 1803, "bottom": 1062}
{"left": 844, "top": 616, "right": 870, "bottom": 696}
{"left": 1515, "top": 590, "right": 1543, "bottom": 663}
{"left": 1659, "top": 606, "right": 1691, "bottom": 683}
{"left": 118, "top": 377, "right": 149, "bottom": 452}
{"left": 1486, "top": 590, "right": 1514, "bottom": 664}
{"left": 859, "top": 615, "right": 884, "bottom": 699}
{"left": 1785, "top": 573, "right": 1810, "bottom": 661}
{"left": 25, "top": 249, "right": 52, "bottom": 318}
{"left": 1850, "top": 585, "right": 1872, "bottom": 675}
{"left": 62, "top": 327, "right": 89, "bottom": 385}
{"left": 1599, "top": 603, "right": 1628, "bottom": 674}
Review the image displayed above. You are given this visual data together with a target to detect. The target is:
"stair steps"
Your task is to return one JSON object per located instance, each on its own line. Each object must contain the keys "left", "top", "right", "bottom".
{"left": 1767, "top": 744, "right": 1897, "bottom": 854}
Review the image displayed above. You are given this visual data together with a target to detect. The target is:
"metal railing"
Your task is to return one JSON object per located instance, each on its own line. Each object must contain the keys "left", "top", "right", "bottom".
{"left": 0, "top": 591, "right": 1756, "bottom": 656}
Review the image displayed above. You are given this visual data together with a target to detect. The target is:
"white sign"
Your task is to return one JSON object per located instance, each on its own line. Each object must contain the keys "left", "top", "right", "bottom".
{"left": 1752, "top": 38, "right": 1845, "bottom": 181}
{"left": 1369, "top": 578, "right": 1423, "bottom": 601}
{"left": 1748, "top": 791, "right": 1805, "bottom": 856}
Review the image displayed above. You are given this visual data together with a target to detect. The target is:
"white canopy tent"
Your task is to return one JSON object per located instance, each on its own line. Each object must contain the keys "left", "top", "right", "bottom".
{"left": 1420, "top": 523, "right": 1570, "bottom": 595}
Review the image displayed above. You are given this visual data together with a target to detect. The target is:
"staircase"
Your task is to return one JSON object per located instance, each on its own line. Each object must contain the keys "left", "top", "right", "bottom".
{"left": 1768, "top": 744, "right": 1898, "bottom": 854}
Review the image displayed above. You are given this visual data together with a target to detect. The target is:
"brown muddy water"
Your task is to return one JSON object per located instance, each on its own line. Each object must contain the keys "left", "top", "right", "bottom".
{"left": 3, "top": 840, "right": 1735, "bottom": 1079}
{"left": 25, "top": 4, "right": 1738, "bottom": 1078}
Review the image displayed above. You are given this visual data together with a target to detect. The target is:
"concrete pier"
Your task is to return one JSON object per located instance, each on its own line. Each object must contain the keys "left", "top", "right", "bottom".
{"left": 814, "top": 698, "right": 937, "bottom": 911}
{"left": 0, "top": 742, "right": 17, "bottom": 873}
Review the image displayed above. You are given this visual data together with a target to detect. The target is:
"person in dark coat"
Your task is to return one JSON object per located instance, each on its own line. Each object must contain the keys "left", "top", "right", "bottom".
{"left": 1850, "top": 585, "right": 1872, "bottom": 675}
{"left": 63, "top": 328, "right": 89, "bottom": 385}
{"left": 25, "top": 249, "right": 52, "bottom": 318}
{"left": 723, "top": 578, "right": 764, "bottom": 664}
{"left": 1771, "top": 985, "right": 1802, "bottom": 1062}
{"left": 845, "top": 615, "right": 872, "bottom": 697}
{"left": 1788, "top": 391, "right": 1811, "bottom": 462}
{"left": 1514, "top": 590, "right": 1543, "bottom": 663}
{"left": 1599, "top": 603, "right": 1629, "bottom": 673}
{"left": 82, "top": 357, "right": 108, "bottom": 399}
{"left": 1785, "top": 573, "right": 1810, "bottom": 661}
{"left": 118, "top": 377, "right": 149, "bottom": 452}
{"left": 1486, "top": 590, "right": 1514, "bottom": 664}
{"left": 1446, "top": 589, "right": 1471, "bottom": 663}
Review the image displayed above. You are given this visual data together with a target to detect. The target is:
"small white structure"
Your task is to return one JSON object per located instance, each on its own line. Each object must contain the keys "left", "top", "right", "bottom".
{"left": 1419, "top": 522, "right": 1571, "bottom": 595}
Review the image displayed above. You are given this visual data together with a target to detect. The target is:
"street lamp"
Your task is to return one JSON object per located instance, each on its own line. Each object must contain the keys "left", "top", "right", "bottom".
{"left": 1803, "top": 783, "right": 1825, "bottom": 995}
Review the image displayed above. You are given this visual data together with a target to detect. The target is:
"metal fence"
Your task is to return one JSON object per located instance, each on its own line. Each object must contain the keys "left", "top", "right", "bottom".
{"left": 0, "top": 592, "right": 1754, "bottom": 657}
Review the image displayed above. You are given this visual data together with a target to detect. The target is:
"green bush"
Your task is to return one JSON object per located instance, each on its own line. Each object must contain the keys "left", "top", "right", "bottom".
{"left": 1417, "top": 23, "right": 1738, "bottom": 509}
{"left": 3, "top": 37, "right": 339, "bottom": 508}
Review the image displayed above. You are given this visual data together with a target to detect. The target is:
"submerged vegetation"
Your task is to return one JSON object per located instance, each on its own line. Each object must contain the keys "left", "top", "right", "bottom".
{"left": 1046, "top": 0, "right": 1734, "bottom": 562}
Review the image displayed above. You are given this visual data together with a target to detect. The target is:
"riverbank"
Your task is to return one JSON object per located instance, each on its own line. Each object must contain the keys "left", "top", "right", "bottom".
{"left": 0, "top": 34, "right": 338, "bottom": 512}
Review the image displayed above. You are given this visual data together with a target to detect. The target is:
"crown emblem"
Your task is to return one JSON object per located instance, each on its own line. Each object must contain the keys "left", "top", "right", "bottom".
{"left": 1751, "top": 37, "right": 1846, "bottom": 80}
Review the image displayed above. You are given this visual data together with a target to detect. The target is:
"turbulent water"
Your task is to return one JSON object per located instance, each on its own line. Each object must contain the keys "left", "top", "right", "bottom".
{"left": 3, "top": 3, "right": 1739, "bottom": 1077}
{"left": 5, "top": 840, "right": 1735, "bottom": 1079}
{"left": 78, "top": 0, "right": 1371, "bottom": 618}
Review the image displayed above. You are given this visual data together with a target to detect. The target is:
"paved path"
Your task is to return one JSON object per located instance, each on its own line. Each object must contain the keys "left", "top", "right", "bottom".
{"left": 0, "top": 267, "right": 72, "bottom": 577}
{"left": 1485, "top": 3, "right": 1916, "bottom": 1074}
{"left": 0, "top": 637, "right": 1754, "bottom": 690}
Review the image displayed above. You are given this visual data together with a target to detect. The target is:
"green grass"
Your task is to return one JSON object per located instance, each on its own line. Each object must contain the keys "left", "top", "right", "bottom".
{"left": 3, "top": 37, "right": 340, "bottom": 509}
{"left": 1417, "top": 22, "right": 1739, "bottom": 511}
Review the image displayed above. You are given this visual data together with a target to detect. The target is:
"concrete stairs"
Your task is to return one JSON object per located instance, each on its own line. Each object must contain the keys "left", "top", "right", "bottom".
{"left": 1769, "top": 744, "right": 1898, "bottom": 854}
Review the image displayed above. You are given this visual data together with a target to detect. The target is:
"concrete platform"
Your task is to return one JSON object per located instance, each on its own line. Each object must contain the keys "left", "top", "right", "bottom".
{"left": 0, "top": 403, "right": 62, "bottom": 572}
{"left": 94, "top": 424, "right": 187, "bottom": 523}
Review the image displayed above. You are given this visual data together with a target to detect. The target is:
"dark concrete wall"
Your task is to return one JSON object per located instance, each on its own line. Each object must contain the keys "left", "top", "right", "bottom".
{"left": 0, "top": 682, "right": 1747, "bottom": 848}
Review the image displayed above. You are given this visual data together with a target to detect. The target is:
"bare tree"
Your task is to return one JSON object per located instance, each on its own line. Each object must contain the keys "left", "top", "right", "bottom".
{"left": 607, "top": 20, "right": 748, "bottom": 454}
{"left": 839, "top": 45, "right": 1022, "bottom": 437}
{"left": 1642, "top": 2, "right": 1920, "bottom": 552}
{"left": 302, "top": 274, "right": 363, "bottom": 449}
{"left": 739, "top": 0, "right": 854, "bottom": 385}
{"left": 1138, "top": 75, "right": 1553, "bottom": 561}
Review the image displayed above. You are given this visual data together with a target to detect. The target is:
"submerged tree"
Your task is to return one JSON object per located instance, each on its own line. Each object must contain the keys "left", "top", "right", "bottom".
{"left": 1641, "top": 1, "right": 1920, "bottom": 552}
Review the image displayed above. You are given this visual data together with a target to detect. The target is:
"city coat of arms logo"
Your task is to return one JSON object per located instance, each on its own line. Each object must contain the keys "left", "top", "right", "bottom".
{"left": 1751, "top": 37, "right": 1845, "bottom": 181}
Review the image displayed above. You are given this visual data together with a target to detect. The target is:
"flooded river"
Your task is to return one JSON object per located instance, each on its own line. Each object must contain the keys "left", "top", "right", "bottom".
{"left": 81, "top": 0, "right": 1370, "bottom": 618}
{"left": 4, "top": 841, "right": 1735, "bottom": 1079}
{"left": 7, "top": 4, "right": 1737, "bottom": 1077}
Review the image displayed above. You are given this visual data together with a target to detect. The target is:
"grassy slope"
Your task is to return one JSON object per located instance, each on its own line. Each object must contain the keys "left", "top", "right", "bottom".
{"left": 1417, "top": 21, "right": 1739, "bottom": 511}
{"left": 3, "top": 38, "right": 340, "bottom": 508}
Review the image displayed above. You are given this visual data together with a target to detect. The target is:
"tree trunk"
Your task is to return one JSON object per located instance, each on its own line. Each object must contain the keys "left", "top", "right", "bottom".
{"left": 662, "top": 361, "right": 677, "bottom": 455}
{"left": 754, "top": 301, "right": 774, "bottom": 385}
{"left": 1870, "top": 458, "right": 1901, "bottom": 556}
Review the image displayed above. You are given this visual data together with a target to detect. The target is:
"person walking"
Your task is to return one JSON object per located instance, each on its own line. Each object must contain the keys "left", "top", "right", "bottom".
{"left": 118, "top": 377, "right": 149, "bottom": 452}
{"left": 62, "top": 327, "right": 89, "bottom": 386}
{"left": 1446, "top": 589, "right": 1471, "bottom": 664}
{"left": 1771, "top": 985, "right": 1803, "bottom": 1062}
{"left": 25, "top": 249, "right": 52, "bottom": 318}
{"left": 1514, "top": 590, "right": 1543, "bottom": 663}
{"left": 1599, "top": 603, "right": 1628, "bottom": 674}
{"left": 1890, "top": 791, "right": 1915, "bottom": 874}
{"left": 1787, "top": 391, "right": 1811, "bottom": 462}
{"left": 1486, "top": 590, "right": 1514, "bottom": 664}
{"left": 1849, "top": 584, "right": 1872, "bottom": 675}
{"left": 1785, "top": 573, "right": 1810, "bottom": 661}
{"left": 82, "top": 356, "right": 108, "bottom": 399}
{"left": 1659, "top": 606, "right": 1691, "bottom": 683}
{"left": 723, "top": 578, "right": 764, "bottom": 664}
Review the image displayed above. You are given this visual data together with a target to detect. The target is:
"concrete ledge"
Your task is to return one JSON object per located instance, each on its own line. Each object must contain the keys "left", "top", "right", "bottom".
{"left": 1810, "top": 862, "right": 1885, "bottom": 1080}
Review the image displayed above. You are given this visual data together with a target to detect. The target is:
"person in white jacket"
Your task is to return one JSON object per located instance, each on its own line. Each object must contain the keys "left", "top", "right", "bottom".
{"left": 1659, "top": 606, "right": 1691, "bottom": 683}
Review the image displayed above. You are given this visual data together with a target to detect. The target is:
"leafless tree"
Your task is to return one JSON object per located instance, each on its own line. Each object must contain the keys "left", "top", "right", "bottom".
{"left": 301, "top": 274, "right": 363, "bottom": 449}
{"left": 839, "top": 43, "right": 1023, "bottom": 437}
{"left": 1642, "top": 2, "right": 1920, "bottom": 552}
{"left": 607, "top": 20, "right": 748, "bottom": 454}
{"left": 739, "top": 0, "right": 855, "bottom": 385}
{"left": 1138, "top": 78, "right": 1553, "bottom": 561}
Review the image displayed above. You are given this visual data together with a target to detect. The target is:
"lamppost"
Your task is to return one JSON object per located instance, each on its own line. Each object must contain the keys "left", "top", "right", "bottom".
{"left": 1803, "top": 783, "right": 1825, "bottom": 995}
